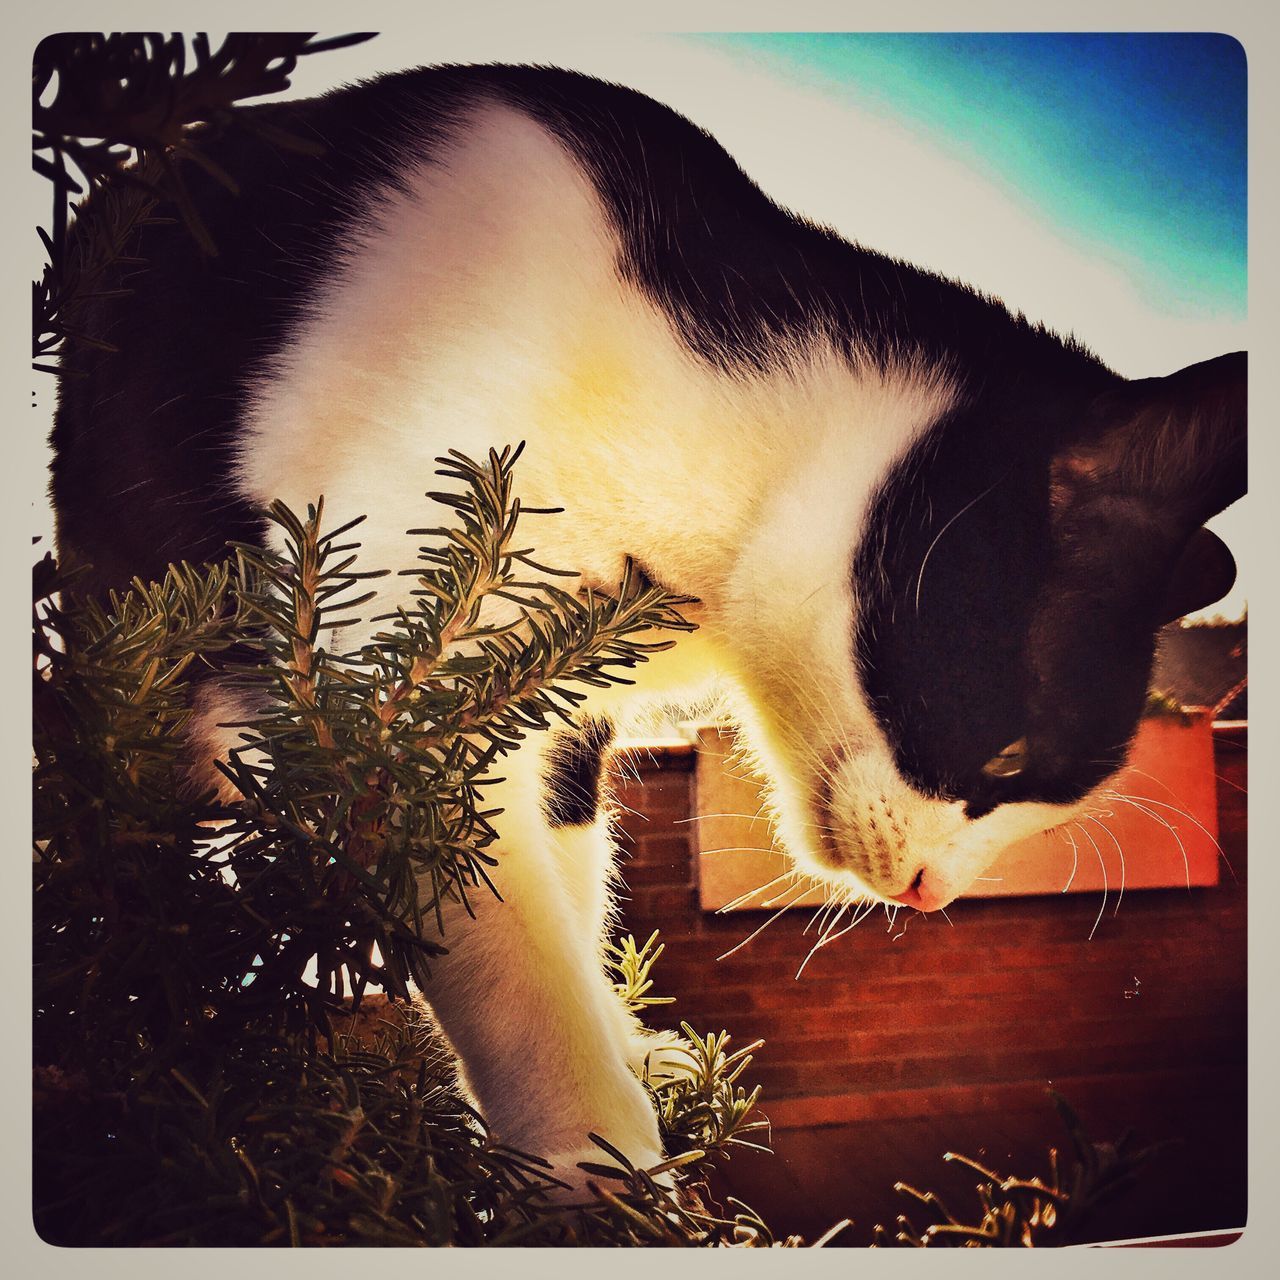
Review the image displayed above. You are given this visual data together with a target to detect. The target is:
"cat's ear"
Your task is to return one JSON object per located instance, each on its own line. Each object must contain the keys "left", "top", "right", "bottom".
{"left": 1156, "top": 525, "right": 1237, "bottom": 624}
{"left": 1062, "top": 351, "right": 1247, "bottom": 527}
{"left": 1053, "top": 351, "right": 1246, "bottom": 621}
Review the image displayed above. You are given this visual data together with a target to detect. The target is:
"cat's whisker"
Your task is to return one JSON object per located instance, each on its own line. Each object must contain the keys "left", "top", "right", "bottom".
{"left": 714, "top": 870, "right": 797, "bottom": 914}
{"left": 1073, "top": 821, "right": 1109, "bottom": 941}
{"left": 798, "top": 895, "right": 881, "bottom": 976}
{"left": 845, "top": 897, "right": 881, "bottom": 935}
{"left": 1215, "top": 770, "right": 1247, "bottom": 796}
{"left": 802, "top": 893, "right": 832, "bottom": 937}
{"left": 912, "top": 474, "right": 1007, "bottom": 615}
{"left": 938, "top": 907, "right": 954, "bottom": 927}
{"left": 797, "top": 900, "right": 850, "bottom": 978}
{"left": 804, "top": 892, "right": 840, "bottom": 938}
{"left": 1060, "top": 824, "right": 1081, "bottom": 893}
{"left": 818, "top": 896, "right": 844, "bottom": 941}
{"left": 1119, "top": 794, "right": 1237, "bottom": 883}
{"left": 1086, "top": 815, "right": 1127, "bottom": 918}
{"left": 819, "top": 894, "right": 858, "bottom": 945}
{"left": 1108, "top": 795, "right": 1192, "bottom": 892}
{"left": 1125, "top": 761, "right": 1235, "bottom": 803}
{"left": 761, "top": 877, "right": 815, "bottom": 908}
{"left": 698, "top": 845, "right": 788, "bottom": 857}
{"left": 890, "top": 907, "right": 913, "bottom": 942}
{"left": 676, "top": 812, "right": 776, "bottom": 824}
{"left": 716, "top": 878, "right": 814, "bottom": 962}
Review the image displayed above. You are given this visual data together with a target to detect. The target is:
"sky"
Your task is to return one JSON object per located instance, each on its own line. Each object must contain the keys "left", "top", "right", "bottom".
{"left": 34, "top": 31, "right": 1250, "bottom": 617}
{"left": 698, "top": 33, "right": 1246, "bottom": 325}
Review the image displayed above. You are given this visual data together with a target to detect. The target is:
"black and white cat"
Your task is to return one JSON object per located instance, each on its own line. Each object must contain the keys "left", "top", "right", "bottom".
{"left": 52, "top": 65, "right": 1246, "bottom": 1190}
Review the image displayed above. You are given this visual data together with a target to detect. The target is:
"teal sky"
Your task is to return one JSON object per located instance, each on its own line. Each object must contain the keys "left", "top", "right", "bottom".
{"left": 691, "top": 33, "right": 1246, "bottom": 322}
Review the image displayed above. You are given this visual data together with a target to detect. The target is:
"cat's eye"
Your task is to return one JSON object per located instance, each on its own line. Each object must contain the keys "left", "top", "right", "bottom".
{"left": 981, "top": 738, "right": 1028, "bottom": 779}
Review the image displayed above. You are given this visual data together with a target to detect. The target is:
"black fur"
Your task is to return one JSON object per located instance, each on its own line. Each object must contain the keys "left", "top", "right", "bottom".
{"left": 854, "top": 350, "right": 1245, "bottom": 816}
{"left": 51, "top": 77, "right": 440, "bottom": 598}
{"left": 542, "top": 717, "right": 615, "bottom": 828}
{"left": 853, "top": 381, "right": 1148, "bottom": 815}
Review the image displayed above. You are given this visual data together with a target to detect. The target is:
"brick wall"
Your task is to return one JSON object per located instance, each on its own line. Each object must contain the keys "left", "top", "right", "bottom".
{"left": 611, "top": 725, "right": 1247, "bottom": 1244}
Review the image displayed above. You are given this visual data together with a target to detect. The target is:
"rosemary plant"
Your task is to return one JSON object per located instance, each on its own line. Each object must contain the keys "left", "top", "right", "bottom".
{"left": 871, "top": 1094, "right": 1166, "bottom": 1248}
{"left": 32, "top": 446, "right": 794, "bottom": 1245}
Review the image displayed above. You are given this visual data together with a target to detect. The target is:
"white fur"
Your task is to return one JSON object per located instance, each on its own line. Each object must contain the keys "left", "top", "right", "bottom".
{"left": 222, "top": 99, "right": 1088, "bottom": 1184}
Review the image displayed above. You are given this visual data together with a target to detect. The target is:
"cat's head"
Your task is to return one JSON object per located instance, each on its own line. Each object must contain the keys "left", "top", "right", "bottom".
{"left": 722, "top": 348, "right": 1245, "bottom": 911}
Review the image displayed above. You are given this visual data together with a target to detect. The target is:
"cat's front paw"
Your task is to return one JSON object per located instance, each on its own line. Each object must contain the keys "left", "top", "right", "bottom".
{"left": 503, "top": 1063, "right": 674, "bottom": 1208}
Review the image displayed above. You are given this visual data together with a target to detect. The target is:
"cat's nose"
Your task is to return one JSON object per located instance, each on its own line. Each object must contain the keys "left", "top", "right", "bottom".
{"left": 890, "top": 868, "right": 943, "bottom": 912}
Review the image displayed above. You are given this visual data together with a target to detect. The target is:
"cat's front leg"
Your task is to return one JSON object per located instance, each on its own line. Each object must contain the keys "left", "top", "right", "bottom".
{"left": 417, "top": 745, "right": 665, "bottom": 1196}
{"left": 190, "top": 669, "right": 667, "bottom": 1196}
{"left": 543, "top": 723, "right": 700, "bottom": 1094}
